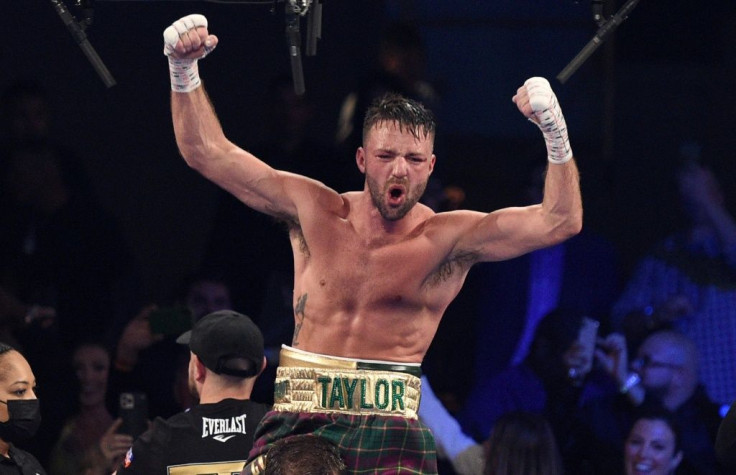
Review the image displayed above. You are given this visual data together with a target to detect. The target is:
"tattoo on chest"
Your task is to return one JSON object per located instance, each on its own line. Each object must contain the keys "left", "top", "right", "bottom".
{"left": 428, "top": 251, "right": 478, "bottom": 286}
{"left": 292, "top": 293, "right": 308, "bottom": 346}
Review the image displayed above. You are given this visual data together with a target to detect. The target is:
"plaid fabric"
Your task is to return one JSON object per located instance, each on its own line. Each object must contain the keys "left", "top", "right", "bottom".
{"left": 244, "top": 410, "right": 438, "bottom": 474}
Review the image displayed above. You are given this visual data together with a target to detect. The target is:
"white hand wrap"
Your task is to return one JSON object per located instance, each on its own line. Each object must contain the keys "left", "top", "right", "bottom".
{"left": 167, "top": 58, "right": 201, "bottom": 93}
{"left": 163, "top": 14, "right": 212, "bottom": 93}
{"left": 163, "top": 14, "right": 208, "bottom": 56}
{"left": 525, "top": 77, "right": 573, "bottom": 164}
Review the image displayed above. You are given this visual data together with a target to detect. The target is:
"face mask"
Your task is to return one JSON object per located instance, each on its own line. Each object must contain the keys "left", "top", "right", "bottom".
{"left": 0, "top": 399, "right": 41, "bottom": 442}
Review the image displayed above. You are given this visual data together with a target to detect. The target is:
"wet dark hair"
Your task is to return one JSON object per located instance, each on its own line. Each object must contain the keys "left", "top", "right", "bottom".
{"left": 362, "top": 93, "right": 435, "bottom": 144}
{"left": 265, "top": 434, "right": 347, "bottom": 475}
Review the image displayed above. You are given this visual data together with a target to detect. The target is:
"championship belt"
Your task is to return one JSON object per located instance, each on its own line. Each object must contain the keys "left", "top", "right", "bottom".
{"left": 273, "top": 345, "right": 422, "bottom": 419}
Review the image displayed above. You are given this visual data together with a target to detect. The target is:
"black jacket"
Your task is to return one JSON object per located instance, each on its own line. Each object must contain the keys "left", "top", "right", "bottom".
{"left": 116, "top": 398, "right": 269, "bottom": 474}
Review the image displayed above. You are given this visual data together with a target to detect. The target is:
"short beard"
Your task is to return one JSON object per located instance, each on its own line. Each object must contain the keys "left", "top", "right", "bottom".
{"left": 367, "top": 175, "right": 427, "bottom": 221}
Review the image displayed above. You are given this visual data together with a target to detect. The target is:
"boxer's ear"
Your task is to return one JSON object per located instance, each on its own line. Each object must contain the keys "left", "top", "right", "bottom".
{"left": 356, "top": 147, "right": 366, "bottom": 174}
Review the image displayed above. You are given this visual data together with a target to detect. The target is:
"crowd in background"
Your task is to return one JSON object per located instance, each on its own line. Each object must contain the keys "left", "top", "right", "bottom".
{"left": 2, "top": 6, "right": 736, "bottom": 473}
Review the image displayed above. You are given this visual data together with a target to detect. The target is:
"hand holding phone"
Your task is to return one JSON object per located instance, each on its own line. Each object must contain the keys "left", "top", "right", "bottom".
{"left": 577, "top": 316, "right": 599, "bottom": 375}
{"left": 118, "top": 391, "right": 149, "bottom": 439}
{"left": 567, "top": 317, "right": 599, "bottom": 385}
{"left": 148, "top": 306, "right": 193, "bottom": 336}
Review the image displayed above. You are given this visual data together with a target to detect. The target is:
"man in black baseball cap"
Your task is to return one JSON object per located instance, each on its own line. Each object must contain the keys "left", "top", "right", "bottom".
{"left": 177, "top": 309, "right": 265, "bottom": 378}
{"left": 115, "top": 310, "right": 270, "bottom": 474}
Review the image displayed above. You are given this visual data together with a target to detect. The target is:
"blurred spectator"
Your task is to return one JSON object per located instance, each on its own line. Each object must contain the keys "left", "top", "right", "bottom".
{"left": 0, "top": 79, "right": 140, "bottom": 344}
{"left": 0, "top": 342, "right": 46, "bottom": 474}
{"left": 612, "top": 146, "right": 736, "bottom": 406}
{"left": 576, "top": 329, "right": 724, "bottom": 474}
{"left": 0, "top": 79, "right": 52, "bottom": 144}
{"left": 0, "top": 140, "right": 132, "bottom": 349}
{"left": 624, "top": 408, "right": 684, "bottom": 475}
{"left": 465, "top": 163, "right": 620, "bottom": 398}
{"left": 115, "top": 310, "right": 270, "bottom": 474}
{"left": 0, "top": 139, "right": 138, "bottom": 467}
{"left": 259, "top": 434, "right": 346, "bottom": 475}
{"left": 457, "top": 308, "right": 616, "bottom": 452}
{"left": 483, "top": 411, "right": 563, "bottom": 475}
{"left": 48, "top": 340, "right": 132, "bottom": 475}
{"left": 180, "top": 269, "right": 233, "bottom": 323}
{"left": 108, "top": 267, "right": 237, "bottom": 420}
{"left": 254, "top": 74, "right": 347, "bottom": 192}
{"left": 0, "top": 79, "right": 97, "bottom": 221}
{"left": 618, "top": 296, "right": 691, "bottom": 358}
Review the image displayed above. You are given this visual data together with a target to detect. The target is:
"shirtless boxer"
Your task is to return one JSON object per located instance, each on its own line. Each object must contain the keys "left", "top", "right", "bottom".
{"left": 162, "top": 14, "right": 582, "bottom": 474}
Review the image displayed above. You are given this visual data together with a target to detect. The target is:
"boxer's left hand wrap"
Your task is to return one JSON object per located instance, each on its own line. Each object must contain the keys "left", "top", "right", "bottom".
{"left": 163, "top": 14, "right": 214, "bottom": 93}
{"left": 525, "top": 77, "right": 573, "bottom": 164}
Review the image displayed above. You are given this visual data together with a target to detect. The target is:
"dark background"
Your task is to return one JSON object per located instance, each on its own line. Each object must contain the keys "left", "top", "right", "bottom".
{"left": 6, "top": 0, "right": 736, "bottom": 384}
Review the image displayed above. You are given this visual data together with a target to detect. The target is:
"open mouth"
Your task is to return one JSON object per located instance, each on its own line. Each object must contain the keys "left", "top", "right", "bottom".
{"left": 632, "top": 462, "right": 653, "bottom": 473}
{"left": 388, "top": 185, "right": 405, "bottom": 205}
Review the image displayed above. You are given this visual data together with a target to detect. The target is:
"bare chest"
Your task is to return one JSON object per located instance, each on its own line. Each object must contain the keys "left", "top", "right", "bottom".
{"left": 294, "top": 222, "right": 457, "bottom": 312}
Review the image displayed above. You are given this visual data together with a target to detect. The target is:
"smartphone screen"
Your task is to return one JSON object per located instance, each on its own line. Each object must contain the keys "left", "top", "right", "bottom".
{"left": 148, "top": 306, "right": 193, "bottom": 336}
{"left": 118, "top": 391, "right": 149, "bottom": 439}
{"left": 577, "top": 316, "right": 600, "bottom": 375}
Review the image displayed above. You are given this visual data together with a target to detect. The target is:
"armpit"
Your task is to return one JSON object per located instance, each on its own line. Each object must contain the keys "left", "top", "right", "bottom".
{"left": 271, "top": 213, "right": 310, "bottom": 257}
{"left": 286, "top": 220, "right": 310, "bottom": 257}
{"left": 427, "top": 250, "right": 478, "bottom": 286}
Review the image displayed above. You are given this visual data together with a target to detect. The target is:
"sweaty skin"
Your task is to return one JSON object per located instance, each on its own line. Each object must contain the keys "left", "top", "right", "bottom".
{"left": 168, "top": 23, "right": 582, "bottom": 364}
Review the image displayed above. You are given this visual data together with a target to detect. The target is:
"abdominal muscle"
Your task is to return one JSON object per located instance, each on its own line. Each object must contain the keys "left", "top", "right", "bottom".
{"left": 288, "top": 250, "right": 463, "bottom": 363}
{"left": 290, "top": 303, "right": 443, "bottom": 364}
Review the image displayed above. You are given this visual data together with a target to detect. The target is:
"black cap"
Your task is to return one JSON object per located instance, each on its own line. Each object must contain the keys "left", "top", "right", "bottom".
{"left": 176, "top": 310, "right": 264, "bottom": 378}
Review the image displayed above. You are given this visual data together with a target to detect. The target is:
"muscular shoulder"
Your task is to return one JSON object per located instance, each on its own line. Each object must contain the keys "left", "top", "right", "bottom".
{"left": 425, "top": 208, "right": 486, "bottom": 230}
{"left": 279, "top": 182, "right": 351, "bottom": 228}
{"left": 424, "top": 209, "right": 487, "bottom": 255}
{"left": 410, "top": 210, "right": 484, "bottom": 286}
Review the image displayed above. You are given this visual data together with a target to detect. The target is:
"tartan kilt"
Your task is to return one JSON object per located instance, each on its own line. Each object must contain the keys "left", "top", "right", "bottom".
{"left": 246, "top": 410, "right": 438, "bottom": 474}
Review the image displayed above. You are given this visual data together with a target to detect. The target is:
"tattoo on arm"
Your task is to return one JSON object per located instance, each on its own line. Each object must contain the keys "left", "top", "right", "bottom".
{"left": 292, "top": 293, "right": 307, "bottom": 346}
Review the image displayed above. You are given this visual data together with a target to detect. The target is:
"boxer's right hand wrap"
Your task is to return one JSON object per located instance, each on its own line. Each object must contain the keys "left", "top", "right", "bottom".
{"left": 525, "top": 77, "right": 573, "bottom": 164}
{"left": 167, "top": 58, "right": 201, "bottom": 93}
{"left": 163, "top": 14, "right": 213, "bottom": 93}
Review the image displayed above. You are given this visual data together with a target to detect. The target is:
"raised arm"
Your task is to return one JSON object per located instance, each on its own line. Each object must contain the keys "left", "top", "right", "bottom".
{"left": 452, "top": 77, "right": 582, "bottom": 262}
{"left": 163, "top": 14, "right": 331, "bottom": 218}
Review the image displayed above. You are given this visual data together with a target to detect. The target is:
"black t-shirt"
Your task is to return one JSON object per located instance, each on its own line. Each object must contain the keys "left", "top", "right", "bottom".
{"left": 0, "top": 445, "right": 46, "bottom": 475}
{"left": 117, "top": 398, "right": 270, "bottom": 474}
